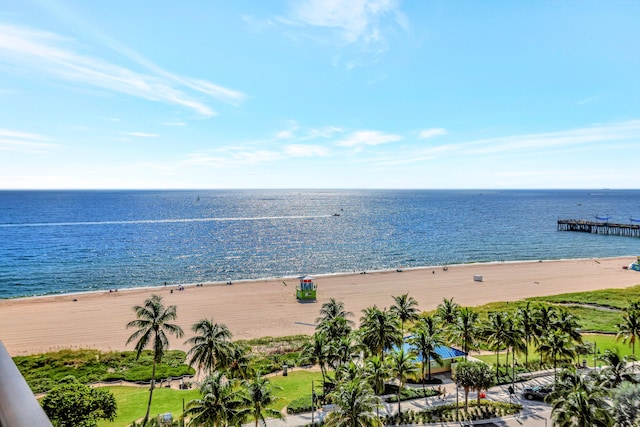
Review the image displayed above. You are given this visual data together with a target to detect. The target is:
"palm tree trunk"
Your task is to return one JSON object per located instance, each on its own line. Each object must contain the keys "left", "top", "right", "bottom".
{"left": 143, "top": 359, "right": 157, "bottom": 426}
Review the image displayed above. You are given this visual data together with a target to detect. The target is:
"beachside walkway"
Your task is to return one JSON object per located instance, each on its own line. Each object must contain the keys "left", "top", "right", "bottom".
{"left": 248, "top": 369, "right": 559, "bottom": 427}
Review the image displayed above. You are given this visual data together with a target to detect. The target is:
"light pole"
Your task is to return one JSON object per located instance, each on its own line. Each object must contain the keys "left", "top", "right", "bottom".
{"left": 311, "top": 380, "right": 315, "bottom": 425}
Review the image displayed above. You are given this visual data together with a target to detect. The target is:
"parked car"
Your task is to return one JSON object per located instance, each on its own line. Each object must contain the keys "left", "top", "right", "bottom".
{"left": 522, "top": 385, "right": 553, "bottom": 401}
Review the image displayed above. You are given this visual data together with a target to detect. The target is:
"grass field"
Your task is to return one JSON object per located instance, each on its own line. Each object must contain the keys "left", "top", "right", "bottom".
{"left": 96, "top": 386, "right": 199, "bottom": 427}
{"left": 96, "top": 369, "right": 323, "bottom": 426}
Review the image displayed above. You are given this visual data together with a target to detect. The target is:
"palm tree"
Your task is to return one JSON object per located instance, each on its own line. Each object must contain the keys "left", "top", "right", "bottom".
{"left": 126, "top": 294, "right": 184, "bottom": 426}
{"left": 317, "top": 298, "right": 354, "bottom": 326}
{"left": 449, "top": 307, "right": 479, "bottom": 360}
{"left": 547, "top": 368, "right": 612, "bottom": 427}
{"left": 611, "top": 382, "right": 640, "bottom": 427}
{"left": 184, "top": 318, "right": 232, "bottom": 374}
{"left": 299, "top": 331, "right": 332, "bottom": 388}
{"left": 596, "top": 349, "right": 636, "bottom": 389}
{"left": 538, "top": 330, "right": 574, "bottom": 379}
{"left": 184, "top": 371, "right": 247, "bottom": 427}
{"left": 483, "top": 311, "right": 510, "bottom": 382}
{"left": 390, "top": 293, "right": 419, "bottom": 338}
{"left": 503, "top": 316, "right": 525, "bottom": 386}
{"left": 408, "top": 319, "right": 443, "bottom": 389}
{"left": 516, "top": 302, "right": 536, "bottom": 368}
{"left": 359, "top": 306, "right": 402, "bottom": 361}
{"left": 335, "top": 360, "right": 364, "bottom": 383}
{"left": 617, "top": 303, "right": 640, "bottom": 369}
{"left": 533, "top": 305, "right": 557, "bottom": 346}
{"left": 435, "top": 297, "right": 460, "bottom": 327}
{"left": 225, "top": 342, "right": 252, "bottom": 380}
{"left": 364, "top": 355, "right": 390, "bottom": 396}
{"left": 324, "top": 379, "right": 383, "bottom": 427}
{"left": 244, "top": 372, "right": 285, "bottom": 427}
{"left": 331, "top": 334, "right": 360, "bottom": 371}
{"left": 389, "top": 348, "right": 417, "bottom": 415}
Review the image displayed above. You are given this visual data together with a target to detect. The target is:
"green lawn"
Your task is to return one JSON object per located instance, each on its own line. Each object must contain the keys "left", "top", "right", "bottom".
{"left": 97, "top": 386, "right": 199, "bottom": 427}
{"left": 267, "top": 369, "right": 324, "bottom": 411}
{"left": 96, "top": 370, "right": 323, "bottom": 427}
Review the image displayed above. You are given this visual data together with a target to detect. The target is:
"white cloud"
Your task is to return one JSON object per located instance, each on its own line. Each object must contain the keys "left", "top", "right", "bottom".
{"left": 467, "top": 120, "right": 640, "bottom": 155}
{"left": 0, "top": 23, "right": 246, "bottom": 116}
{"left": 279, "top": 0, "right": 406, "bottom": 67}
{"left": 0, "top": 128, "right": 57, "bottom": 152}
{"left": 287, "top": 0, "right": 400, "bottom": 43}
{"left": 121, "top": 132, "right": 159, "bottom": 138}
{"left": 284, "top": 144, "right": 330, "bottom": 157}
{"left": 418, "top": 128, "right": 447, "bottom": 139}
{"left": 335, "top": 130, "right": 401, "bottom": 147}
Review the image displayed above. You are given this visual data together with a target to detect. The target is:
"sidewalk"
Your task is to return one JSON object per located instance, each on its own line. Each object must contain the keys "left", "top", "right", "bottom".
{"left": 252, "top": 370, "right": 557, "bottom": 427}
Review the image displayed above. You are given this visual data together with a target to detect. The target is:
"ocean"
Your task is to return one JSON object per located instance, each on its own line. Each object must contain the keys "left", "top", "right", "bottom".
{"left": 1, "top": 189, "right": 639, "bottom": 299}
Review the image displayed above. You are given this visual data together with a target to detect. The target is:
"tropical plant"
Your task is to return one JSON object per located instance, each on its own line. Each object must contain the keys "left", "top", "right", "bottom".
{"left": 449, "top": 307, "right": 479, "bottom": 360}
{"left": 390, "top": 293, "right": 419, "bottom": 338}
{"left": 483, "top": 311, "right": 511, "bottom": 382}
{"left": 516, "top": 302, "right": 536, "bottom": 368}
{"left": 184, "top": 319, "right": 232, "bottom": 374}
{"left": 617, "top": 302, "right": 640, "bottom": 369}
{"left": 469, "top": 362, "right": 494, "bottom": 406}
{"left": 244, "top": 372, "right": 285, "bottom": 427}
{"left": 547, "top": 368, "right": 612, "bottom": 427}
{"left": 299, "top": 331, "right": 332, "bottom": 387}
{"left": 324, "top": 378, "right": 383, "bottom": 427}
{"left": 453, "top": 360, "right": 475, "bottom": 411}
{"left": 596, "top": 349, "right": 636, "bottom": 388}
{"left": 330, "top": 334, "right": 360, "bottom": 371}
{"left": 184, "top": 371, "right": 248, "bottom": 427}
{"left": 41, "top": 377, "right": 116, "bottom": 427}
{"left": 359, "top": 306, "right": 402, "bottom": 361}
{"left": 225, "top": 342, "right": 252, "bottom": 380}
{"left": 316, "top": 298, "right": 354, "bottom": 327}
{"left": 435, "top": 297, "right": 460, "bottom": 327}
{"left": 611, "top": 381, "right": 640, "bottom": 427}
{"left": 335, "top": 360, "right": 364, "bottom": 383}
{"left": 364, "top": 355, "right": 391, "bottom": 396}
{"left": 538, "top": 330, "right": 574, "bottom": 379}
{"left": 408, "top": 317, "right": 443, "bottom": 387}
{"left": 126, "top": 294, "right": 184, "bottom": 426}
{"left": 389, "top": 348, "right": 417, "bottom": 415}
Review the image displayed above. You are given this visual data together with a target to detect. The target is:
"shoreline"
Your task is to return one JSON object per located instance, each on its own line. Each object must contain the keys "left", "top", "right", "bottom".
{"left": 1, "top": 256, "right": 640, "bottom": 357}
{"left": 3, "top": 255, "right": 636, "bottom": 302}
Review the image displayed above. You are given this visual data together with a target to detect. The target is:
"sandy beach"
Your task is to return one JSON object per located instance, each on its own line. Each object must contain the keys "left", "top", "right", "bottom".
{"left": 1, "top": 257, "right": 640, "bottom": 356}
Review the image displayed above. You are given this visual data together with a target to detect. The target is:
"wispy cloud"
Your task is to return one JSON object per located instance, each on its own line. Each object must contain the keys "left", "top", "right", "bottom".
{"left": 376, "top": 120, "right": 640, "bottom": 167}
{"left": 121, "top": 132, "right": 159, "bottom": 138}
{"left": 284, "top": 144, "right": 330, "bottom": 157}
{"left": 0, "top": 128, "right": 57, "bottom": 153}
{"left": 576, "top": 96, "right": 600, "bottom": 105}
{"left": 418, "top": 128, "right": 447, "bottom": 139}
{"left": 0, "top": 23, "right": 246, "bottom": 116}
{"left": 467, "top": 120, "right": 640, "bottom": 155}
{"left": 278, "top": 0, "right": 407, "bottom": 65}
{"left": 335, "top": 130, "right": 401, "bottom": 147}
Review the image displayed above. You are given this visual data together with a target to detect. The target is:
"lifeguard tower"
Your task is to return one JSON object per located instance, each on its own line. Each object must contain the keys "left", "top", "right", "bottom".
{"left": 296, "top": 276, "right": 317, "bottom": 301}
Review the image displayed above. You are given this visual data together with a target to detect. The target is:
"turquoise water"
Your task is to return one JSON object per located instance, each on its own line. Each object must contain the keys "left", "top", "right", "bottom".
{"left": 1, "top": 189, "right": 639, "bottom": 298}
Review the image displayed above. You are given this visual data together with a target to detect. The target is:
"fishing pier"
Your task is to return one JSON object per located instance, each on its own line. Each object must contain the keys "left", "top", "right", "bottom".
{"left": 557, "top": 219, "right": 640, "bottom": 238}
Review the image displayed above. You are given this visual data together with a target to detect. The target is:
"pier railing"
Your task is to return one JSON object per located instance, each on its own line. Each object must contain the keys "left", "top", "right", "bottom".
{"left": 0, "top": 340, "right": 52, "bottom": 426}
{"left": 558, "top": 219, "right": 640, "bottom": 238}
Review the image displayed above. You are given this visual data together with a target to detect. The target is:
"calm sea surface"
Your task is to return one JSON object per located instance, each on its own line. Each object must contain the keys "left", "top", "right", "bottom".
{"left": 1, "top": 189, "right": 639, "bottom": 298}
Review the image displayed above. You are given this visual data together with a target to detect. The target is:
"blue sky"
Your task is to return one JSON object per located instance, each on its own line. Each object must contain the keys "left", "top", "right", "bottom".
{"left": 1, "top": 0, "right": 639, "bottom": 189}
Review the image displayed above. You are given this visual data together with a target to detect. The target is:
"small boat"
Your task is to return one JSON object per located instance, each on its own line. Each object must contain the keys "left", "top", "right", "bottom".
{"left": 332, "top": 213, "right": 340, "bottom": 217}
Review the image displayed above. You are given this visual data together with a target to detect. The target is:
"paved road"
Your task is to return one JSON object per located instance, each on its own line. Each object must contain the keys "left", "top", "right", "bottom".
{"left": 253, "top": 371, "right": 557, "bottom": 427}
